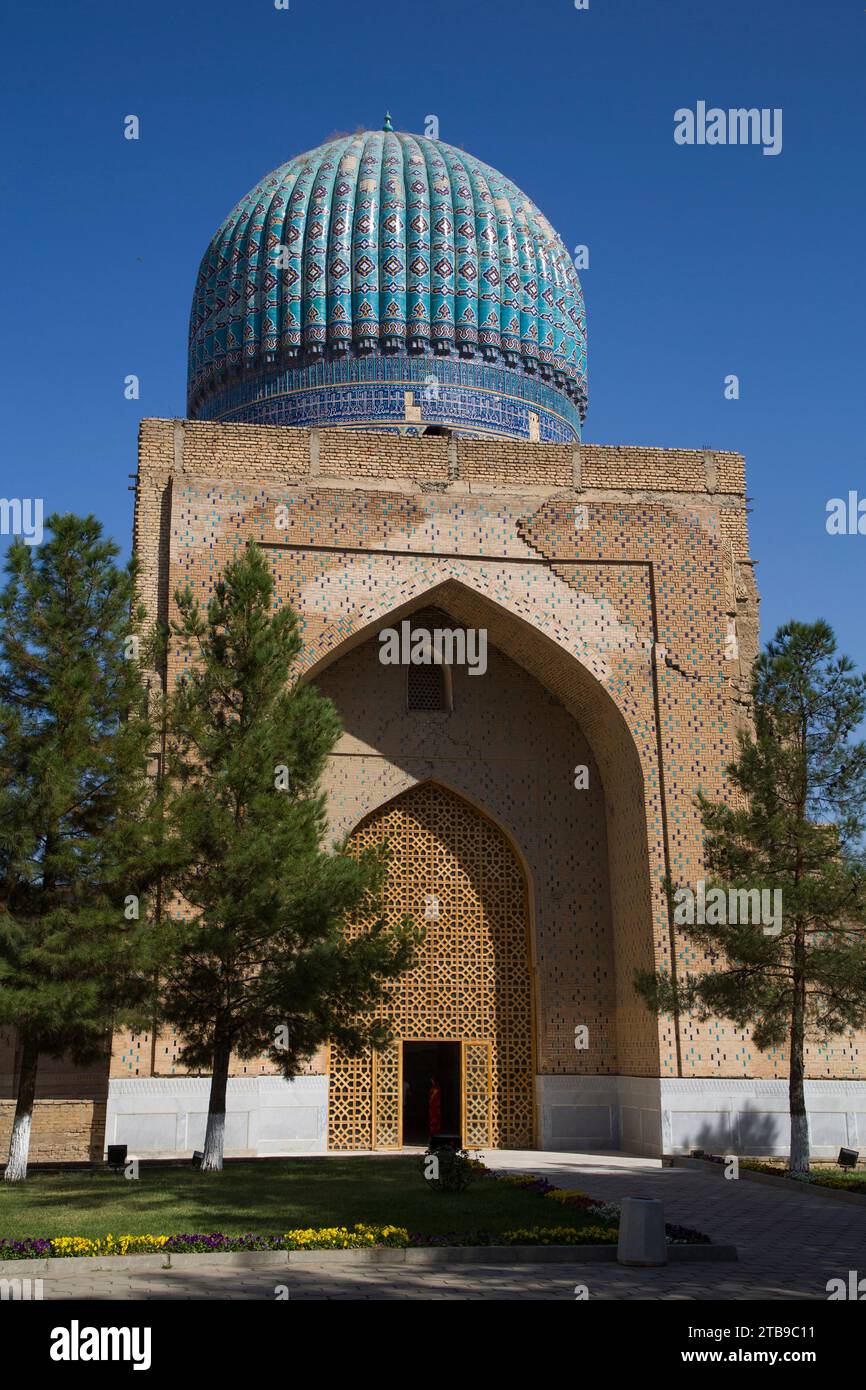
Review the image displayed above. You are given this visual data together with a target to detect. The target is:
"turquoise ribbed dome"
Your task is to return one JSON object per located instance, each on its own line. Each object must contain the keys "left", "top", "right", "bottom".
{"left": 188, "top": 127, "right": 587, "bottom": 440}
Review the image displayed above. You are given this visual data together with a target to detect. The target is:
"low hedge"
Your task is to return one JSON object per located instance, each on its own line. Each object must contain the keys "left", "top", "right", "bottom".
{"left": 741, "top": 1160, "right": 866, "bottom": 1193}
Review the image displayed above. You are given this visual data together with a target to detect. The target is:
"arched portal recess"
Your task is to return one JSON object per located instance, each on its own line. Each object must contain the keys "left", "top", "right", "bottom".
{"left": 328, "top": 781, "right": 534, "bottom": 1150}
{"left": 305, "top": 577, "right": 662, "bottom": 1086}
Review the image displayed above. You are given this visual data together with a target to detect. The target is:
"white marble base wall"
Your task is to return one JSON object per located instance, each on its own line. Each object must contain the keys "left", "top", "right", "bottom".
{"left": 536, "top": 1075, "right": 866, "bottom": 1159}
{"left": 107, "top": 1072, "right": 866, "bottom": 1159}
{"left": 105, "top": 1076, "right": 328, "bottom": 1157}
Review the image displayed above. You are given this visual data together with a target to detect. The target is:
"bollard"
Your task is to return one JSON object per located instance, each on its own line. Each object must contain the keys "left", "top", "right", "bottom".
{"left": 617, "top": 1196, "right": 667, "bottom": 1266}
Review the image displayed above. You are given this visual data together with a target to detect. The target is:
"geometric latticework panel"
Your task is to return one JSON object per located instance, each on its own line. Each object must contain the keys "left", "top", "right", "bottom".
{"left": 463, "top": 1040, "right": 493, "bottom": 1147}
{"left": 328, "top": 1047, "right": 372, "bottom": 1150}
{"left": 373, "top": 1041, "right": 401, "bottom": 1149}
{"left": 328, "top": 781, "right": 534, "bottom": 1150}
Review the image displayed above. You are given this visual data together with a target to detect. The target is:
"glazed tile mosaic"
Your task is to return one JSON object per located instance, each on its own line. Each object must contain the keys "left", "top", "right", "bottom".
{"left": 187, "top": 126, "right": 586, "bottom": 441}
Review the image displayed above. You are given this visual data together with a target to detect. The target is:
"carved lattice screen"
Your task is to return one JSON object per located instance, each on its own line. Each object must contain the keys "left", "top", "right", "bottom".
{"left": 462, "top": 1040, "right": 493, "bottom": 1147}
{"left": 372, "top": 1041, "right": 401, "bottom": 1149}
{"left": 328, "top": 781, "right": 534, "bottom": 1150}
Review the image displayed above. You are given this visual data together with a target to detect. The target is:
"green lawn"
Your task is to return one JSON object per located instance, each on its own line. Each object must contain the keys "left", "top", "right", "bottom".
{"left": 0, "top": 1158, "right": 594, "bottom": 1241}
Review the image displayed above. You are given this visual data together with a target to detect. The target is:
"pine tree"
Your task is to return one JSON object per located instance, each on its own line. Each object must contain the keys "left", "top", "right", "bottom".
{"left": 0, "top": 515, "right": 161, "bottom": 1181}
{"left": 159, "top": 542, "right": 416, "bottom": 1172}
{"left": 637, "top": 621, "right": 866, "bottom": 1175}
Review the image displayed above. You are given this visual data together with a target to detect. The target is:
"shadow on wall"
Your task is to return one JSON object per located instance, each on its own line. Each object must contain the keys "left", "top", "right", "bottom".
{"left": 679, "top": 1108, "right": 790, "bottom": 1158}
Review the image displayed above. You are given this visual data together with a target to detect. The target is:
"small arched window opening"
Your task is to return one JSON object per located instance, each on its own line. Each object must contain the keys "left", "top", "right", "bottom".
{"left": 405, "top": 608, "right": 454, "bottom": 713}
{"left": 407, "top": 661, "right": 449, "bottom": 711}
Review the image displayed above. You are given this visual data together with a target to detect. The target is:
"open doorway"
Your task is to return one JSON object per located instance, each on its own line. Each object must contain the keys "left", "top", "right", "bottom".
{"left": 401, "top": 1041, "right": 461, "bottom": 1146}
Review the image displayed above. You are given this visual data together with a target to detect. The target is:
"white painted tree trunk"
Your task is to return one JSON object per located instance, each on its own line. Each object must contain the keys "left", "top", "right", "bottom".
{"left": 201, "top": 1109, "right": 226, "bottom": 1172}
{"left": 789, "top": 1109, "right": 811, "bottom": 1177}
{"left": 788, "top": 958, "right": 810, "bottom": 1177}
{"left": 200, "top": 1036, "right": 231, "bottom": 1173}
{"left": 4, "top": 1039, "right": 39, "bottom": 1183}
{"left": 5, "top": 1111, "right": 32, "bottom": 1184}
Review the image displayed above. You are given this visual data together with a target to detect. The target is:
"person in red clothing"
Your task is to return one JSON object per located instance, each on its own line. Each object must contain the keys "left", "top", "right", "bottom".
{"left": 427, "top": 1076, "right": 442, "bottom": 1136}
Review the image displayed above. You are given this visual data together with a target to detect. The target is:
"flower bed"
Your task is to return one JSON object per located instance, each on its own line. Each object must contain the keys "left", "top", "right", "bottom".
{"left": 0, "top": 1225, "right": 410, "bottom": 1261}
{"left": 502, "top": 1225, "right": 618, "bottom": 1246}
{"left": 0, "top": 1161, "right": 711, "bottom": 1260}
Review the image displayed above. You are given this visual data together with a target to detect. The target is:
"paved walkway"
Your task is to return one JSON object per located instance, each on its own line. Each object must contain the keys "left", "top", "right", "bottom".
{"left": 33, "top": 1151, "right": 866, "bottom": 1300}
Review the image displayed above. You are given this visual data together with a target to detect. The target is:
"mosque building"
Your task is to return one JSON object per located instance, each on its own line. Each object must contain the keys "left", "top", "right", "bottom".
{"left": 6, "top": 121, "right": 864, "bottom": 1162}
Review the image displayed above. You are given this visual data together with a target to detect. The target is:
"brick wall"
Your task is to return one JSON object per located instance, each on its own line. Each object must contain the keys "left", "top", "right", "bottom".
{"left": 0, "top": 1028, "right": 109, "bottom": 1162}
{"left": 129, "top": 420, "right": 780, "bottom": 1083}
{"left": 79, "top": 420, "right": 849, "bottom": 1149}
{"left": 0, "top": 1102, "right": 106, "bottom": 1163}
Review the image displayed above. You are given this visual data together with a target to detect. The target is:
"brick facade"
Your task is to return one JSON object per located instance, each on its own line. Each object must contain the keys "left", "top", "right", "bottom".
{"left": 0, "top": 1028, "right": 108, "bottom": 1162}
{"left": 19, "top": 418, "right": 864, "bottom": 1160}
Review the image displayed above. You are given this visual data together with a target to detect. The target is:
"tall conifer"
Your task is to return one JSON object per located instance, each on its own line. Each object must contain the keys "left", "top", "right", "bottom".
{"left": 160, "top": 542, "right": 415, "bottom": 1172}
{"left": 637, "top": 621, "right": 866, "bottom": 1174}
{"left": 0, "top": 515, "right": 160, "bottom": 1181}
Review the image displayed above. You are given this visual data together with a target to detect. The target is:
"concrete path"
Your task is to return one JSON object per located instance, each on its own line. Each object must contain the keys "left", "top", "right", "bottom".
{"left": 31, "top": 1150, "right": 865, "bottom": 1300}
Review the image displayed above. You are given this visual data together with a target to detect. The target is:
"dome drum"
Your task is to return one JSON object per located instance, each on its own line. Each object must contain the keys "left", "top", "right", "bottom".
{"left": 193, "top": 348, "right": 582, "bottom": 442}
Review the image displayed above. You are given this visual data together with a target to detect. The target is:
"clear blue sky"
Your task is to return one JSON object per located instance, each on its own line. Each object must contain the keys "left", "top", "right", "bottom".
{"left": 2, "top": 0, "right": 864, "bottom": 667}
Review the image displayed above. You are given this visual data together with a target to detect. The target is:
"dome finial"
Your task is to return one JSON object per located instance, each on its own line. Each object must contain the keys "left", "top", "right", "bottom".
{"left": 383, "top": 111, "right": 394, "bottom": 132}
